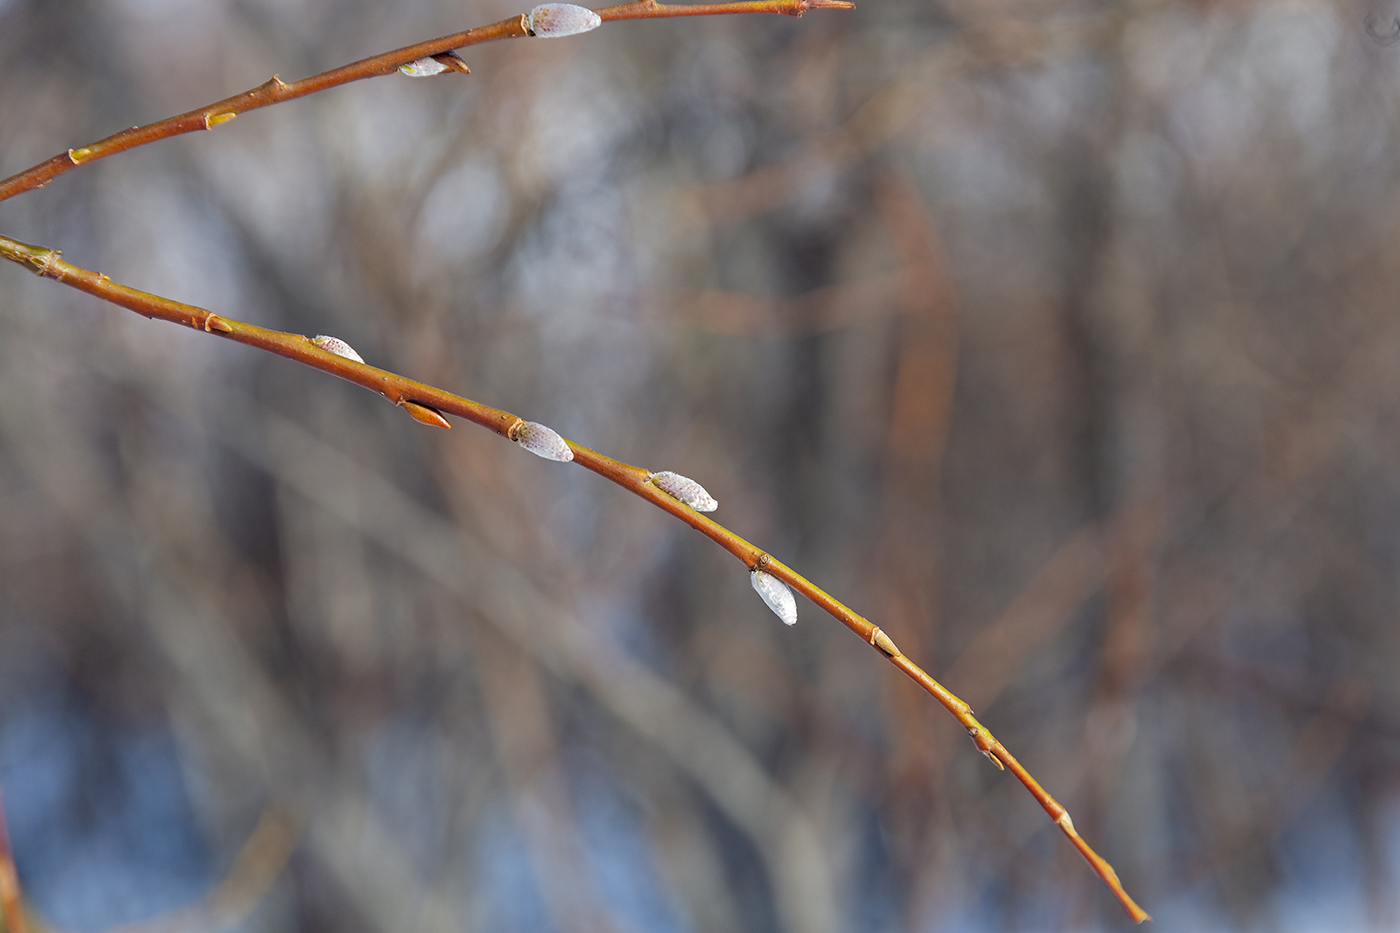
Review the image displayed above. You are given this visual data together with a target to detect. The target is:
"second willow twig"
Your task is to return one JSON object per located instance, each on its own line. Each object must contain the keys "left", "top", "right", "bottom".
{"left": 0, "top": 233, "right": 1150, "bottom": 923}
{"left": 0, "top": 0, "right": 850, "bottom": 205}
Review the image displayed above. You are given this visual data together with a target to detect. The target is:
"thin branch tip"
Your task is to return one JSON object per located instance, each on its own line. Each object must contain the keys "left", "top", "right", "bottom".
{"left": 807, "top": 0, "right": 855, "bottom": 7}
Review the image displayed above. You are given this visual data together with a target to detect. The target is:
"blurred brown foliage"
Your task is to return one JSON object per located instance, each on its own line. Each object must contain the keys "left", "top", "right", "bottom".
{"left": 2, "top": 0, "right": 1399, "bottom": 929}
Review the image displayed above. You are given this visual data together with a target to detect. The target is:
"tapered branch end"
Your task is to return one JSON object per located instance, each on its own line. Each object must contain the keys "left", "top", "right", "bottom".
{"left": 806, "top": 0, "right": 855, "bottom": 9}
{"left": 1057, "top": 810, "right": 1152, "bottom": 923}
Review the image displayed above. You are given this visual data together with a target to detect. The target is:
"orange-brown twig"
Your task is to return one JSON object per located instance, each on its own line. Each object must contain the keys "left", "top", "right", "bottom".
{"left": 0, "top": 233, "right": 1150, "bottom": 922}
{"left": 0, "top": 787, "right": 27, "bottom": 933}
{"left": 0, "top": 0, "right": 848, "bottom": 206}
{"left": 598, "top": 0, "right": 852, "bottom": 21}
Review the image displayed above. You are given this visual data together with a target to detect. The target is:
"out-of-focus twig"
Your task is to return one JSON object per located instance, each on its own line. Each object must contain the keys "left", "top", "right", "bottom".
{"left": 0, "top": 787, "right": 26, "bottom": 933}
{"left": 469, "top": 620, "right": 622, "bottom": 933}
{"left": 93, "top": 809, "right": 302, "bottom": 933}
{"left": 0, "top": 233, "right": 1150, "bottom": 922}
{"left": 668, "top": 274, "right": 901, "bottom": 335}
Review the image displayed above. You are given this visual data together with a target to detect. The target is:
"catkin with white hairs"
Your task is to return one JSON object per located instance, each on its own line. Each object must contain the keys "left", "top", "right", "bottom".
{"left": 750, "top": 570, "right": 797, "bottom": 626}
{"left": 528, "top": 3, "right": 602, "bottom": 37}
{"left": 515, "top": 422, "right": 574, "bottom": 462}
{"left": 311, "top": 335, "right": 365, "bottom": 364}
{"left": 650, "top": 471, "right": 718, "bottom": 512}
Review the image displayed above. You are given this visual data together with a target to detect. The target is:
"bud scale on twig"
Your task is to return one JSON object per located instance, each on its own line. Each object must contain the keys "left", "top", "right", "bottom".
{"left": 399, "top": 52, "right": 471, "bottom": 76}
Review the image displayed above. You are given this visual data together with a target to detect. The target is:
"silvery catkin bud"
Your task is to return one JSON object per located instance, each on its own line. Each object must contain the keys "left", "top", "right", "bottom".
{"left": 528, "top": 3, "right": 602, "bottom": 37}
{"left": 311, "top": 335, "right": 365, "bottom": 364}
{"left": 515, "top": 421, "right": 574, "bottom": 462}
{"left": 650, "top": 471, "right": 718, "bottom": 512}
{"left": 399, "top": 52, "right": 470, "bottom": 76}
{"left": 750, "top": 570, "right": 797, "bottom": 626}
{"left": 399, "top": 57, "right": 450, "bottom": 77}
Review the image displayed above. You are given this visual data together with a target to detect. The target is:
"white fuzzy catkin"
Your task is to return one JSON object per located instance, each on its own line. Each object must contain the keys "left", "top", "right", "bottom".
{"left": 516, "top": 422, "right": 574, "bottom": 462}
{"left": 399, "top": 57, "right": 450, "bottom": 77}
{"left": 651, "top": 471, "right": 718, "bottom": 512}
{"left": 311, "top": 335, "right": 365, "bottom": 364}
{"left": 528, "top": 3, "right": 602, "bottom": 37}
{"left": 750, "top": 570, "right": 797, "bottom": 626}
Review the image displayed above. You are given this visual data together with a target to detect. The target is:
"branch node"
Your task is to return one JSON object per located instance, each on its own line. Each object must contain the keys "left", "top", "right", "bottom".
{"left": 205, "top": 111, "right": 238, "bottom": 129}
{"left": 1056, "top": 811, "right": 1075, "bottom": 833}
{"left": 38, "top": 249, "right": 63, "bottom": 279}
{"left": 204, "top": 313, "right": 233, "bottom": 334}
{"left": 967, "top": 726, "right": 1005, "bottom": 770}
{"left": 869, "top": 626, "right": 901, "bottom": 656}
{"left": 67, "top": 147, "right": 93, "bottom": 165}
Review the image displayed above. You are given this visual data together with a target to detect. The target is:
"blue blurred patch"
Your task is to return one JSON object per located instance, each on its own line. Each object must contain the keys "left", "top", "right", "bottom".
{"left": 0, "top": 691, "right": 212, "bottom": 931}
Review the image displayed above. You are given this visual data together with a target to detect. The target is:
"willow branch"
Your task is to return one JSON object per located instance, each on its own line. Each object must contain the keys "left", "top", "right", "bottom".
{"left": 0, "top": 233, "right": 1149, "bottom": 922}
{"left": 0, "top": 0, "right": 850, "bottom": 205}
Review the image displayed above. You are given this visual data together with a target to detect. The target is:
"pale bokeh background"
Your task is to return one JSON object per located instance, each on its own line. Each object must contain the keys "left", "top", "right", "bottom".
{"left": 1, "top": 0, "right": 1399, "bottom": 929}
